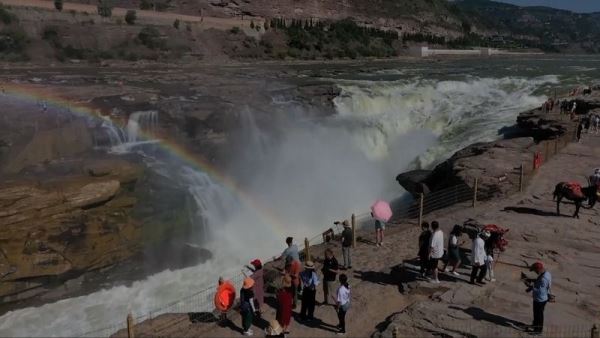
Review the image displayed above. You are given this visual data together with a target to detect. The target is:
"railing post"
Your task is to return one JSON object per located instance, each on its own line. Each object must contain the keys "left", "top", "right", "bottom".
{"left": 127, "top": 313, "right": 135, "bottom": 338}
{"left": 472, "top": 177, "right": 478, "bottom": 208}
{"left": 418, "top": 193, "right": 424, "bottom": 226}
{"left": 519, "top": 164, "right": 524, "bottom": 192}
{"left": 591, "top": 324, "right": 599, "bottom": 338}
{"left": 351, "top": 213, "right": 356, "bottom": 248}
{"left": 304, "top": 237, "right": 310, "bottom": 261}
{"left": 392, "top": 325, "right": 399, "bottom": 338}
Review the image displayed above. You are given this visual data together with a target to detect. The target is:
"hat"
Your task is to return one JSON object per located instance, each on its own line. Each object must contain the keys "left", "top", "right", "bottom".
{"left": 480, "top": 230, "right": 491, "bottom": 239}
{"left": 250, "top": 259, "right": 262, "bottom": 268}
{"left": 243, "top": 277, "right": 255, "bottom": 289}
{"left": 343, "top": 220, "right": 350, "bottom": 227}
{"left": 266, "top": 319, "right": 283, "bottom": 336}
{"left": 281, "top": 275, "right": 292, "bottom": 288}
{"left": 304, "top": 260, "right": 315, "bottom": 269}
{"left": 530, "top": 261, "right": 544, "bottom": 272}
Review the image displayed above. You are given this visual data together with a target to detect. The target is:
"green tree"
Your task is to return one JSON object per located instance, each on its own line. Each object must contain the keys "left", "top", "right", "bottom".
{"left": 173, "top": 19, "right": 180, "bottom": 30}
{"left": 97, "top": 0, "right": 113, "bottom": 18}
{"left": 54, "top": 0, "right": 63, "bottom": 12}
{"left": 125, "top": 10, "right": 136, "bottom": 25}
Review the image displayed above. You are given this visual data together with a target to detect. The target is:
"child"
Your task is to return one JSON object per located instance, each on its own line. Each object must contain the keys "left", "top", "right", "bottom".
{"left": 336, "top": 274, "right": 351, "bottom": 335}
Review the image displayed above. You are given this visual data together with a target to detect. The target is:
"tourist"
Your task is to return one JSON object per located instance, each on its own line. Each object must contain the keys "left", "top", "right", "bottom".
{"left": 590, "top": 168, "right": 600, "bottom": 187}
{"left": 274, "top": 237, "right": 300, "bottom": 263}
{"left": 418, "top": 222, "right": 432, "bottom": 277}
{"left": 321, "top": 248, "right": 340, "bottom": 305}
{"left": 372, "top": 212, "right": 385, "bottom": 246}
{"left": 429, "top": 221, "right": 444, "bottom": 283}
{"left": 526, "top": 261, "right": 552, "bottom": 334}
{"left": 299, "top": 261, "right": 319, "bottom": 321}
{"left": 577, "top": 122, "right": 583, "bottom": 142}
{"left": 336, "top": 273, "right": 351, "bottom": 335}
{"left": 244, "top": 259, "right": 264, "bottom": 315}
{"left": 284, "top": 255, "right": 301, "bottom": 308}
{"left": 240, "top": 277, "right": 257, "bottom": 336}
{"left": 214, "top": 277, "right": 236, "bottom": 323}
{"left": 276, "top": 275, "right": 294, "bottom": 335}
{"left": 484, "top": 233, "right": 496, "bottom": 282}
{"left": 443, "top": 225, "right": 462, "bottom": 276}
{"left": 470, "top": 231, "right": 490, "bottom": 285}
{"left": 341, "top": 220, "right": 353, "bottom": 269}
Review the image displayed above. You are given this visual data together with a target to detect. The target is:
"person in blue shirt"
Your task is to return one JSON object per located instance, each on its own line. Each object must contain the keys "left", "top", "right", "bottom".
{"left": 299, "top": 261, "right": 320, "bottom": 321}
{"left": 273, "top": 237, "right": 300, "bottom": 263}
{"left": 525, "top": 261, "right": 552, "bottom": 334}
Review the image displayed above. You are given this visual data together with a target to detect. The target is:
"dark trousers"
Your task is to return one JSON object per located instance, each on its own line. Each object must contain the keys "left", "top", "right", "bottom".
{"left": 241, "top": 310, "right": 253, "bottom": 332}
{"left": 300, "top": 287, "right": 316, "bottom": 320}
{"left": 532, "top": 301, "right": 547, "bottom": 333}
{"left": 337, "top": 307, "right": 347, "bottom": 333}
{"left": 470, "top": 264, "right": 487, "bottom": 283}
{"left": 419, "top": 254, "right": 429, "bottom": 275}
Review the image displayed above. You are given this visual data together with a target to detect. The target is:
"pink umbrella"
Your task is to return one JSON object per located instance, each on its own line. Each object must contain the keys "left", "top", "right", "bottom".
{"left": 371, "top": 200, "right": 392, "bottom": 222}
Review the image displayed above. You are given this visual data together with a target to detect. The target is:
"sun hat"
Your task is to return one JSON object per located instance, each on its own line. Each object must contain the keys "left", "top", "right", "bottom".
{"left": 343, "top": 220, "right": 350, "bottom": 227}
{"left": 304, "top": 260, "right": 315, "bottom": 269}
{"left": 480, "top": 230, "right": 491, "bottom": 238}
{"left": 243, "top": 277, "right": 255, "bottom": 289}
{"left": 266, "top": 319, "right": 283, "bottom": 336}
{"left": 530, "top": 261, "right": 544, "bottom": 272}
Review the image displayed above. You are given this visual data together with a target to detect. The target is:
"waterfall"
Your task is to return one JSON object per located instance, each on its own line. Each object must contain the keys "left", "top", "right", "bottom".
{"left": 126, "top": 111, "right": 158, "bottom": 143}
{"left": 93, "top": 111, "right": 159, "bottom": 153}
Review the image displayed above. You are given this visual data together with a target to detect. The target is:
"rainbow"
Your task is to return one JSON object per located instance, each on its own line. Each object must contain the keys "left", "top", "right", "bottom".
{"left": 1, "top": 82, "right": 289, "bottom": 238}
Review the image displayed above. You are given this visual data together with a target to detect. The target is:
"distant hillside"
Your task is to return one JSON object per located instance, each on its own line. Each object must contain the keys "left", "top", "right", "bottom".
{"left": 455, "top": 0, "right": 600, "bottom": 52}
{"left": 68, "top": 0, "right": 600, "bottom": 52}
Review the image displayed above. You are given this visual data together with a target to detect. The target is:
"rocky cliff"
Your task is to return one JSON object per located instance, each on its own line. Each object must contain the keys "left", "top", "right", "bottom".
{"left": 0, "top": 157, "right": 143, "bottom": 303}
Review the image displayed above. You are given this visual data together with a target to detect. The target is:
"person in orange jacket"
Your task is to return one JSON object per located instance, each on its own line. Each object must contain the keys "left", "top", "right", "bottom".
{"left": 214, "top": 277, "right": 236, "bottom": 322}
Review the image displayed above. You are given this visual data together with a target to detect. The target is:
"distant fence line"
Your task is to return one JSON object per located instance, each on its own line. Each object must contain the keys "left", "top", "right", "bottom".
{"left": 81, "top": 116, "right": 580, "bottom": 338}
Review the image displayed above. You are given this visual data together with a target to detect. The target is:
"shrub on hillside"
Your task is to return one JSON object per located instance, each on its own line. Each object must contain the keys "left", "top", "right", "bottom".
{"left": 0, "top": 4, "right": 17, "bottom": 24}
{"left": 97, "top": 0, "right": 113, "bottom": 18}
{"left": 230, "top": 26, "right": 241, "bottom": 34}
{"left": 125, "top": 10, "right": 137, "bottom": 25}
{"left": 0, "top": 28, "right": 30, "bottom": 61}
{"left": 42, "top": 26, "right": 61, "bottom": 47}
{"left": 138, "top": 26, "right": 164, "bottom": 50}
{"left": 54, "top": 0, "right": 63, "bottom": 12}
{"left": 173, "top": 19, "right": 180, "bottom": 30}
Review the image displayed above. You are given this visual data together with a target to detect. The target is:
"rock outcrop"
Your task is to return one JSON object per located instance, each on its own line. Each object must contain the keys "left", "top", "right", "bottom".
{"left": 0, "top": 158, "right": 143, "bottom": 303}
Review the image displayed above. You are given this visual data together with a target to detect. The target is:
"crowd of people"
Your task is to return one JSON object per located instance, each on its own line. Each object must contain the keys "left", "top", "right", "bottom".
{"left": 214, "top": 216, "right": 553, "bottom": 336}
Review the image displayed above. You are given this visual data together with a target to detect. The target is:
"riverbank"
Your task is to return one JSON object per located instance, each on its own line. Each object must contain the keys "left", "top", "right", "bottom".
{"left": 112, "top": 91, "right": 600, "bottom": 337}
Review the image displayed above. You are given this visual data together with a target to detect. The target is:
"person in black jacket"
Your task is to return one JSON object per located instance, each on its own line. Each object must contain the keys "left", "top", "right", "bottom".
{"left": 418, "top": 222, "right": 432, "bottom": 277}
{"left": 321, "top": 248, "right": 340, "bottom": 305}
{"left": 341, "top": 220, "right": 353, "bottom": 270}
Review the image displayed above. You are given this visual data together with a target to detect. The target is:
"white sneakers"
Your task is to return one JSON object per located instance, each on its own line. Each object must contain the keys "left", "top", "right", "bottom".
{"left": 452, "top": 271, "right": 460, "bottom": 276}
{"left": 243, "top": 329, "right": 254, "bottom": 336}
{"left": 430, "top": 279, "right": 440, "bottom": 284}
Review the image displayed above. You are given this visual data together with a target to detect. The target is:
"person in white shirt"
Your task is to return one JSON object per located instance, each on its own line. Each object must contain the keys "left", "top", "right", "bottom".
{"left": 470, "top": 231, "right": 490, "bottom": 285}
{"left": 335, "top": 274, "right": 351, "bottom": 335}
{"left": 428, "top": 221, "right": 444, "bottom": 284}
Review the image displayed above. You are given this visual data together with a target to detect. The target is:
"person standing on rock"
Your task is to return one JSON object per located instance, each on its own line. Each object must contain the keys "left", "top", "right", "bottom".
{"left": 336, "top": 273, "right": 351, "bottom": 336}
{"left": 276, "top": 275, "right": 294, "bottom": 335}
{"left": 240, "top": 277, "right": 257, "bottom": 336}
{"left": 372, "top": 212, "right": 385, "bottom": 247}
{"left": 443, "top": 225, "right": 462, "bottom": 276}
{"left": 244, "top": 259, "right": 264, "bottom": 316}
{"left": 418, "top": 222, "right": 432, "bottom": 278}
{"left": 470, "top": 231, "right": 490, "bottom": 285}
{"left": 299, "top": 261, "right": 319, "bottom": 322}
{"left": 526, "top": 261, "right": 552, "bottom": 334}
{"left": 341, "top": 220, "right": 353, "bottom": 270}
{"left": 274, "top": 237, "right": 300, "bottom": 263}
{"left": 321, "top": 248, "right": 340, "bottom": 305}
{"left": 428, "top": 221, "right": 444, "bottom": 284}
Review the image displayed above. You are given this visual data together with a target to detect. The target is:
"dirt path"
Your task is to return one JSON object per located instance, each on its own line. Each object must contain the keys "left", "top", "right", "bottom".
{"left": 114, "top": 127, "right": 600, "bottom": 338}
{"left": 0, "top": 0, "right": 263, "bottom": 31}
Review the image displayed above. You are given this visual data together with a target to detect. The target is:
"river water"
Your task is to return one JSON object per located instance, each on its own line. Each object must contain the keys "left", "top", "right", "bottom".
{"left": 1, "top": 56, "right": 599, "bottom": 337}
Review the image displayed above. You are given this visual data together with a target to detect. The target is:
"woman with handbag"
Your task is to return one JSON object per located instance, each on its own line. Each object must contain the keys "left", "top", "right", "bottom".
{"left": 335, "top": 274, "right": 351, "bottom": 335}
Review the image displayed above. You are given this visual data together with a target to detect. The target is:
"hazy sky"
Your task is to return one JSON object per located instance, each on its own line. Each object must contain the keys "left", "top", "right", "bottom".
{"left": 496, "top": 0, "right": 600, "bottom": 13}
